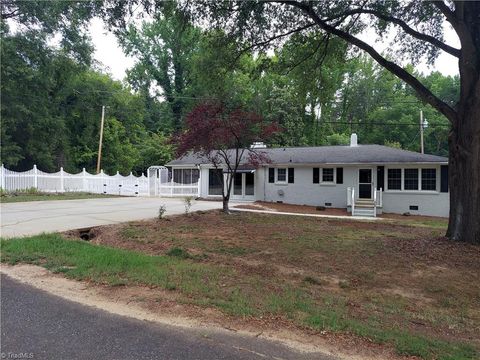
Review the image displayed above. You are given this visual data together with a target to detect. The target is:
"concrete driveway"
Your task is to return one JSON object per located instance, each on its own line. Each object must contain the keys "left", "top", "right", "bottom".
{"left": 0, "top": 197, "right": 224, "bottom": 238}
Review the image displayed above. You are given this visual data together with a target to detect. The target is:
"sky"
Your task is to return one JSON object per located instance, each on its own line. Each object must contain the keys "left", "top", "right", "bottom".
{"left": 91, "top": 17, "right": 460, "bottom": 82}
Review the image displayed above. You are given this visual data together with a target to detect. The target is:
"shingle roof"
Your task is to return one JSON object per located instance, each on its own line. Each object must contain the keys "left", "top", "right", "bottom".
{"left": 167, "top": 145, "right": 448, "bottom": 166}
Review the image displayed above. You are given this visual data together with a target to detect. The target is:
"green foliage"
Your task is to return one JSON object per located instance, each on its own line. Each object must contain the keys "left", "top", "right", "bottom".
{"left": 2, "top": 0, "right": 457, "bottom": 177}
{"left": 0, "top": 192, "right": 116, "bottom": 203}
{"left": 2, "top": 0, "right": 97, "bottom": 64}
{"left": 319, "top": 56, "right": 454, "bottom": 154}
{"left": 0, "top": 234, "right": 218, "bottom": 296}
{"left": 137, "top": 133, "right": 173, "bottom": 173}
{"left": 326, "top": 133, "right": 350, "bottom": 145}
{"left": 1, "top": 232, "right": 476, "bottom": 359}
{"left": 183, "top": 196, "right": 193, "bottom": 215}
{"left": 385, "top": 141, "right": 403, "bottom": 149}
{"left": 166, "top": 247, "right": 192, "bottom": 259}
{"left": 1, "top": 24, "right": 174, "bottom": 173}
{"left": 158, "top": 205, "right": 167, "bottom": 219}
{"left": 119, "top": 4, "right": 201, "bottom": 131}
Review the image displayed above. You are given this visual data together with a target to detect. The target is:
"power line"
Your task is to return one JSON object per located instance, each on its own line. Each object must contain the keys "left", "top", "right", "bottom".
{"left": 2, "top": 96, "right": 451, "bottom": 128}
{"left": 315, "top": 121, "right": 450, "bottom": 127}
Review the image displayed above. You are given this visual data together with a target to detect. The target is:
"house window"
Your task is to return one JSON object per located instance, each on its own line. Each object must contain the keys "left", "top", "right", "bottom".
{"left": 404, "top": 168, "right": 419, "bottom": 190}
{"left": 421, "top": 168, "right": 436, "bottom": 191}
{"left": 387, "top": 169, "right": 401, "bottom": 190}
{"left": 173, "top": 169, "right": 199, "bottom": 184}
{"left": 208, "top": 169, "right": 223, "bottom": 195}
{"left": 276, "top": 168, "right": 287, "bottom": 183}
{"left": 173, "top": 169, "right": 182, "bottom": 183}
{"left": 192, "top": 169, "right": 200, "bottom": 183}
{"left": 182, "top": 169, "right": 192, "bottom": 184}
{"left": 322, "top": 168, "right": 334, "bottom": 182}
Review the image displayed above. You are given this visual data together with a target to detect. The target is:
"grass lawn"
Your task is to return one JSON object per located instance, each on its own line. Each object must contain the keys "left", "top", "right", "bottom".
{"left": 1, "top": 211, "right": 479, "bottom": 359}
{"left": 0, "top": 192, "right": 119, "bottom": 203}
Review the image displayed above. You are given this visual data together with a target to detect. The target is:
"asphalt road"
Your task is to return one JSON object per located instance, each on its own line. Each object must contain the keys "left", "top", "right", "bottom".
{"left": 0, "top": 197, "right": 225, "bottom": 238}
{"left": 0, "top": 275, "right": 336, "bottom": 360}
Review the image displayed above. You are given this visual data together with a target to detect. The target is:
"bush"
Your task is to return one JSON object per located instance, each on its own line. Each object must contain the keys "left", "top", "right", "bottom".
{"left": 184, "top": 196, "right": 193, "bottom": 215}
{"left": 158, "top": 205, "right": 167, "bottom": 219}
{"left": 166, "top": 247, "right": 191, "bottom": 259}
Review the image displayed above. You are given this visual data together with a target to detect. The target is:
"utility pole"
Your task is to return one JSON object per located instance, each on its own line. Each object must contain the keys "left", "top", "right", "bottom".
{"left": 420, "top": 109, "right": 424, "bottom": 154}
{"left": 96, "top": 105, "right": 106, "bottom": 174}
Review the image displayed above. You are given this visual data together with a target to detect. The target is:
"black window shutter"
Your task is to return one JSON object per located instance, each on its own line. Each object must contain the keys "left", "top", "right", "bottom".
{"left": 336, "top": 168, "right": 343, "bottom": 184}
{"left": 441, "top": 165, "right": 448, "bottom": 192}
{"left": 377, "top": 166, "right": 384, "bottom": 191}
{"left": 268, "top": 168, "right": 275, "bottom": 183}
{"left": 313, "top": 168, "right": 319, "bottom": 183}
{"left": 288, "top": 168, "right": 294, "bottom": 183}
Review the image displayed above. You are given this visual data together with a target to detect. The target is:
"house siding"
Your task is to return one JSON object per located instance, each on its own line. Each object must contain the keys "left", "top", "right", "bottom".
{"left": 380, "top": 164, "right": 448, "bottom": 217}
{"left": 196, "top": 163, "right": 448, "bottom": 217}
{"left": 260, "top": 164, "right": 448, "bottom": 217}
{"left": 262, "top": 166, "right": 357, "bottom": 208}
{"left": 382, "top": 192, "right": 449, "bottom": 217}
{"left": 199, "top": 166, "right": 212, "bottom": 198}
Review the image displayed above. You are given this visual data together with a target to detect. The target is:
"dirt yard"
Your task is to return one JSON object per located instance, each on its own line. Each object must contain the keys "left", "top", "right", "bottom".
{"left": 60, "top": 210, "right": 478, "bottom": 359}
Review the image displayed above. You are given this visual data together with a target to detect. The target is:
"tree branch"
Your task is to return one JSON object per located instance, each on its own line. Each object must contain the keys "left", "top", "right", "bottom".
{"left": 284, "top": 35, "right": 325, "bottom": 75}
{"left": 235, "top": 22, "right": 315, "bottom": 61}
{"left": 327, "top": 7, "right": 460, "bottom": 57}
{"left": 431, "top": 1, "right": 458, "bottom": 29}
{"left": 1, "top": 9, "right": 19, "bottom": 20}
{"left": 277, "top": 1, "right": 458, "bottom": 123}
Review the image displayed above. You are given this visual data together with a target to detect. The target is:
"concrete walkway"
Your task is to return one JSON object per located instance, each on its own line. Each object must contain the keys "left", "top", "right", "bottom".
{"left": 0, "top": 197, "right": 224, "bottom": 238}
{"left": 232, "top": 208, "right": 384, "bottom": 221}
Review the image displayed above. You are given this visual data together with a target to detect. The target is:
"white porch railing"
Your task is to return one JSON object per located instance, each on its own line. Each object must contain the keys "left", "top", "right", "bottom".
{"left": 347, "top": 187, "right": 355, "bottom": 215}
{"left": 376, "top": 188, "right": 383, "bottom": 207}
{"left": 147, "top": 166, "right": 200, "bottom": 197}
{"left": 158, "top": 183, "right": 200, "bottom": 196}
{"left": 347, "top": 186, "right": 383, "bottom": 217}
{"left": 0, "top": 164, "right": 149, "bottom": 196}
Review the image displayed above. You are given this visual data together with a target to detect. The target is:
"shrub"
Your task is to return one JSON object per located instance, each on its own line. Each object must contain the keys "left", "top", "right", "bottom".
{"left": 166, "top": 247, "right": 191, "bottom": 259}
{"left": 158, "top": 205, "right": 167, "bottom": 219}
{"left": 184, "top": 196, "right": 193, "bottom": 215}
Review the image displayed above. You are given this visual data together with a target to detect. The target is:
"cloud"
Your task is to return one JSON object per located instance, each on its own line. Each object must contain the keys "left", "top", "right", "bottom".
{"left": 90, "top": 17, "right": 135, "bottom": 81}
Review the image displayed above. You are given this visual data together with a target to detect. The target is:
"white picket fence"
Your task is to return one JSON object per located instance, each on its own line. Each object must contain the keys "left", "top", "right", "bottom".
{"left": 0, "top": 164, "right": 149, "bottom": 196}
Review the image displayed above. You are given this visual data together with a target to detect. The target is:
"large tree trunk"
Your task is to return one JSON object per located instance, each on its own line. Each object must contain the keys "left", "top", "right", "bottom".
{"left": 446, "top": 1, "right": 480, "bottom": 244}
{"left": 446, "top": 103, "right": 480, "bottom": 244}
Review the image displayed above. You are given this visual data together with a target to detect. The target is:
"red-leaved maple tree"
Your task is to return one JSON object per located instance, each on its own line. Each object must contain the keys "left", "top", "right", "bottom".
{"left": 177, "top": 102, "right": 280, "bottom": 212}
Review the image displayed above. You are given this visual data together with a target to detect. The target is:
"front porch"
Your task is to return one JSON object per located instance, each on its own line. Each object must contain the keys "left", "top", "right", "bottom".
{"left": 147, "top": 166, "right": 200, "bottom": 197}
{"left": 347, "top": 186, "right": 383, "bottom": 217}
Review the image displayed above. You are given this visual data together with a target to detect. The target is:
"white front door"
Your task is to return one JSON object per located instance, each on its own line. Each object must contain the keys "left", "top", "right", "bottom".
{"left": 232, "top": 172, "right": 255, "bottom": 200}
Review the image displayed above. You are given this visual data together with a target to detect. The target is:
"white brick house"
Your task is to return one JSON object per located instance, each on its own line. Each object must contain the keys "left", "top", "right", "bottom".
{"left": 166, "top": 135, "right": 449, "bottom": 217}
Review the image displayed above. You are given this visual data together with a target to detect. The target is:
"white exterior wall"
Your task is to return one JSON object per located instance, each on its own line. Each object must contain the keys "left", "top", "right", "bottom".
{"left": 199, "top": 166, "right": 217, "bottom": 198}
{"left": 381, "top": 164, "right": 449, "bottom": 217}
{"left": 262, "top": 165, "right": 357, "bottom": 208}
{"left": 255, "top": 167, "right": 266, "bottom": 201}
{"left": 382, "top": 192, "right": 449, "bottom": 217}
{"left": 197, "top": 163, "right": 448, "bottom": 217}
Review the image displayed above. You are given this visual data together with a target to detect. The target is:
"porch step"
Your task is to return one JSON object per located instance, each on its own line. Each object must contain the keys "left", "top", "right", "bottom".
{"left": 355, "top": 203, "right": 375, "bottom": 208}
{"left": 355, "top": 199, "right": 375, "bottom": 204}
{"left": 353, "top": 207, "right": 376, "bottom": 217}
